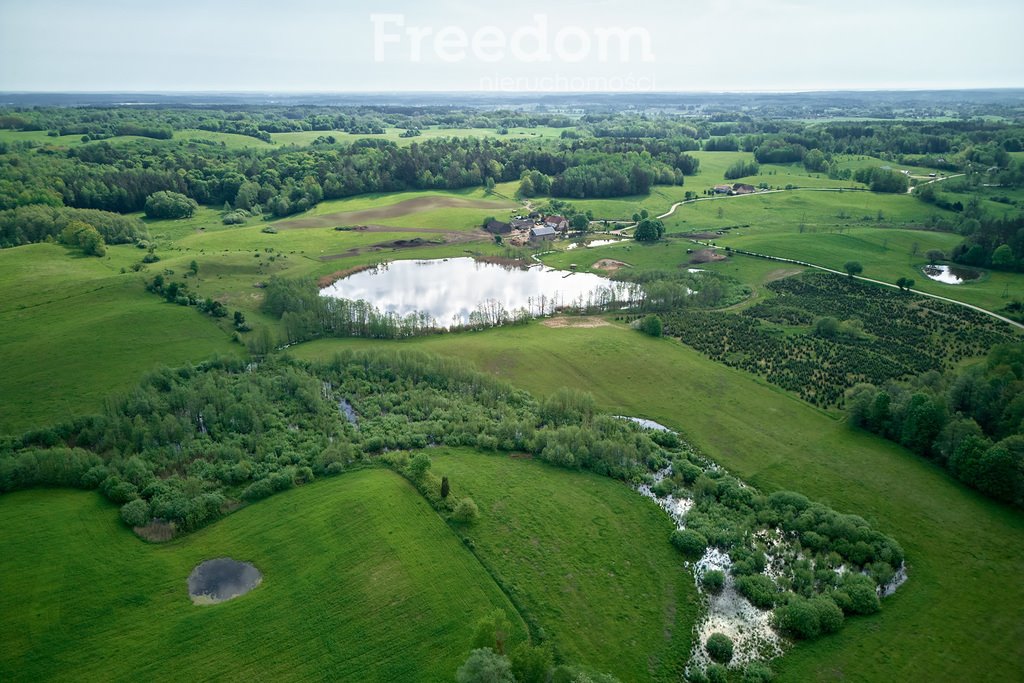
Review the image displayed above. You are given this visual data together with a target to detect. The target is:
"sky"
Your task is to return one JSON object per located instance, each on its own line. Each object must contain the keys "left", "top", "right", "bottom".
{"left": 2, "top": 0, "right": 1023, "bottom": 93}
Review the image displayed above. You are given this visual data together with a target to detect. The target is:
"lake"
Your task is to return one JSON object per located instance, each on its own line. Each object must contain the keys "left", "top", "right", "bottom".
{"left": 320, "top": 258, "right": 639, "bottom": 328}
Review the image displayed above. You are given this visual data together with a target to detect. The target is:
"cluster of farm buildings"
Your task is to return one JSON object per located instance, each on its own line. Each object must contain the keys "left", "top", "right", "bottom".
{"left": 485, "top": 213, "right": 570, "bottom": 246}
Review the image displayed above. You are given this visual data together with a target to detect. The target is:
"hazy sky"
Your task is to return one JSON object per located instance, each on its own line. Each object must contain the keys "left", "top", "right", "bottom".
{"left": 2, "top": 0, "right": 1022, "bottom": 92}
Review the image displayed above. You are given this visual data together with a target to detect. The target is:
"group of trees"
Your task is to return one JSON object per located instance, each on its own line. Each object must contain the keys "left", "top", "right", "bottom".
{"left": 0, "top": 204, "right": 143, "bottom": 248}
{"left": 0, "top": 351, "right": 682, "bottom": 534}
{"left": 847, "top": 343, "right": 1024, "bottom": 507}
{"left": 144, "top": 190, "right": 198, "bottom": 219}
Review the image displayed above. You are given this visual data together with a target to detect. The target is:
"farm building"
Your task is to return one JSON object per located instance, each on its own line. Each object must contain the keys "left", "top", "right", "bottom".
{"left": 713, "top": 184, "right": 733, "bottom": 194}
{"left": 544, "top": 215, "right": 569, "bottom": 231}
{"left": 530, "top": 225, "right": 557, "bottom": 241}
{"left": 732, "top": 183, "right": 756, "bottom": 194}
{"left": 484, "top": 220, "right": 511, "bottom": 234}
{"left": 511, "top": 218, "right": 534, "bottom": 230}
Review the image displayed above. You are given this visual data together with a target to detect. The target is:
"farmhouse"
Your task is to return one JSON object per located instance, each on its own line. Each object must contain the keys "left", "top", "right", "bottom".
{"left": 484, "top": 220, "right": 511, "bottom": 234}
{"left": 732, "top": 183, "right": 756, "bottom": 194}
{"left": 544, "top": 215, "right": 569, "bottom": 231}
{"left": 713, "top": 184, "right": 733, "bottom": 194}
{"left": 530, "top": 225, "right": 557, "bottom": 241}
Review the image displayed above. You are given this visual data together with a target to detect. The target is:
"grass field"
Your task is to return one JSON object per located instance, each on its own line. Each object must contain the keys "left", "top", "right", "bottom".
{"left": 0, "top": 468, "right": 527, "bottom": 682}
{"left": 714, "top": 226, "right": 1023, "bottom": 312}
{"left": 431, "top": 449, "right": 695, "bottom": 681}
{"left": 290, "top": 322, "right": 1024, "bottom": 683}
{"left": 0, "top": 244, "right": 240, "bottom": 434}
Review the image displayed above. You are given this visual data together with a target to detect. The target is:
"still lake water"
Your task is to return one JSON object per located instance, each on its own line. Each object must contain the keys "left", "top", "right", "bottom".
{"left": 320, "top": 257, "right": 635, "bottom": 327}
{"left": 921, "top": 264, "right": 981, "bottom": 284}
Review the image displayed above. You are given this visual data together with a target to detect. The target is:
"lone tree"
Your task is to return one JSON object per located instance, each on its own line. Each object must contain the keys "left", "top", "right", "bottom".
{"left": 844, "top": 261, "right": 863, "bottom": 278}
{"left": 896, "top": 277, "right": 915, "bottom": 292}
{"left": 634, "top": 218, "right": 665, "bottom": 242}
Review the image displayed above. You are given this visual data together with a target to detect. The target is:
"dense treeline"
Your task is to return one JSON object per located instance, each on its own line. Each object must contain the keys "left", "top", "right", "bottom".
{"left": 0, "top": 105, "right": 576, "bottom": 141}
{"left": 662, "top": 273, "right": 1017, "bottom": 407}
{"left": 0, "top": 352, "right": 667, "bottom": 532}
{"left": 950, "top": 214, "right": 1024, "bottom": 272}
{"left": 0, "top": 204, "right": 144, "bottom": 248}
{"left": 847, "top": 343, "right": 1024, "bottom": 507}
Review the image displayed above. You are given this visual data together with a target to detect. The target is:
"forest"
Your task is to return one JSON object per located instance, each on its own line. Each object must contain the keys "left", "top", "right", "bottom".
{"left": 847, "top": 343, "right": 1024, "bottom": 507}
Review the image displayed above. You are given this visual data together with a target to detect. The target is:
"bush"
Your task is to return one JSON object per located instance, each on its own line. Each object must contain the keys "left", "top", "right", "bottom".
{"left": 639, "top": 314, "right": 663, "bottom": 337}
{"left": 701, "top": 569, "right": 726, "bottom": 594}
{"left": 456, "top": 648, "right": 514, "bottom": 683}
{"left": 705, "top": 632, "right": 734, "bottom": 663}
{"left": 670, "top": 528, "right": 707, "bottom": 557}
{"left": 452, "top": 497, "right": 480, "bottom": 524}
{"left": 241, "top": 478, "right": 275, "bottom": 501}
{"left": 706, "top": 664, "right": 729, "bottom": 683}
{"left": 119, "top": 499, "right": 151, "bottom": 527}
{"left": 811, "top": 595, "right": 844, "bottom": 634}
{"left": 833, "top": 574, "right": 880, "bottom": 615}
{"left": 742, "top": 662, "right": 774, "bottom": 682}
{"left": 773, "top": 596, "right": 821, "bottom": 639}
{"left": 735, "top": 574, "right": 778, "bottom": 609}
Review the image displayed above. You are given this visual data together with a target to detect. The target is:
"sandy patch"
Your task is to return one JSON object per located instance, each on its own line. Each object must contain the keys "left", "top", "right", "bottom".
{"left": 592, "top": 258, "right": 631, "bottom": 272}
{"left": 276, "top": 196, "right": 516, "bottom": 229}
{"left": 541, "top": 316, "right": 611, "bottom": 328}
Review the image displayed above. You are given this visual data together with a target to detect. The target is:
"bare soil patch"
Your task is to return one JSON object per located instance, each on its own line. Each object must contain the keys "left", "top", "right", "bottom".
{"left": 763, "top": 267, "right": 803, "bottom": 282}
{"left": 688, "top": 249, "right": 727, "bottom": 264}
{"left": 318, "top": 264, "right": 375, "bottom": 287}
{"left": 277, "top": 196, "right": 515, "bottom": 229}
{"left": 135, "top": 519, "right": 175, "bottom": 542}
{"left": 592, "top": 258, "right": 631, "bottom": 272}
{"left": 541, "top": 316, "right": 611, "bottom": 329}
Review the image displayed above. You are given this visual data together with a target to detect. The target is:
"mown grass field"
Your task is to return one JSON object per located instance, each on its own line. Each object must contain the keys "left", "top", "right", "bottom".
{"left": 291, "top": 323, "right": 1024, "bottom": 683}
{"left": 0, "top": 244, "right": 240, "bottom": 434}
{"left": 0, "top": 468, "right": 526, "bottom": 682}
{"left": 431, "top": 448, "right": 695, "bottom": 681}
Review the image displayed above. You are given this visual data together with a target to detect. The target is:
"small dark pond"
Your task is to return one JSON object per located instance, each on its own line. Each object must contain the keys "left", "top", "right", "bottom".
{"left": 922, "top": 264, "right": 981, "bottom": 284}
{"left": 188, "top": 558, "right": 262, "bottom": 605}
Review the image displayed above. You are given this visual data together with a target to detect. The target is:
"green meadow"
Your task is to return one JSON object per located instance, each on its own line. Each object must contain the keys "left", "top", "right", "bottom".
{"left": 431, "top": 449, "right": 695, "bottom": 681}
{"left": 0, "top": 469, "right": 526, "bottom": 682}
{"left": 291, "top": 321, "right": 1024, "bottom": 683}
{"left": 0, "top": 244, "right": 240, "bottom": 434}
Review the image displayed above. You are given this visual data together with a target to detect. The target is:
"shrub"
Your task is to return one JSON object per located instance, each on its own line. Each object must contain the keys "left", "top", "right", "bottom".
{"left": 811, "top": 596, "right": 844, "bottom": 634}
{"left": 670, "top": 528, "right": 707, "bottom": 557}
{"left": 456, "top": 648, "right": 514, "bottom": 683}
{"left": 706, "top": 663, "right": 729, "bottom": 683}
{"left": 833, "top": 574, "right": 881, "bottom": 615}
{"left": 120, "top": 499, "right": 151, "bottom": 527}
{"left": 639, "top": 314, "right": 663, "bottom": 337}
{"left": 452, "top": 497, "right": 480, "bottom": 524}
{"left": 705, "top": 632, "right": 734, "bottom": 663}
{"left": 701, "top": 569, "right": 726, "bottom": 594}
{"left": 735, "top": 574, "right": 778, "bottom": 609}
{"left": 241, "top": 478, "right": 275, "bottom": 501}
{"left": 773, "top": 596, "right": 821, "bottom": 639}
{"left": 742, "top": 662, "right": 774, "bottom": 682}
